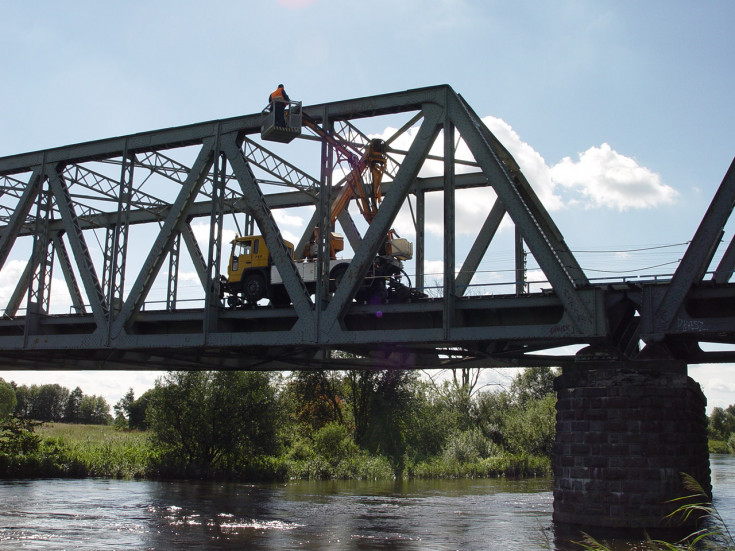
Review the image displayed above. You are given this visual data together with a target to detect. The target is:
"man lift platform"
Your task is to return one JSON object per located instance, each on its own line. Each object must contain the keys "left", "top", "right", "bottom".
{"left": 261, "top": 85, "right": 302, "bottom": 143}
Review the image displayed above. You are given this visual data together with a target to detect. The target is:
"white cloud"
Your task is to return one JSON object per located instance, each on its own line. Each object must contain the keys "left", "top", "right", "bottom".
{"left": 0, "top": 259, "right": 72, "bottom": 315}
{"left": 550, "top": 143, "right": 677, "bottom": 210}
{"left": 381, "top": 116, "right": 674, "bottom": 238}
{"left": 191, "top": 221, "right": 238, "bottom": 249}
{"left": 689, "top": 364, "right": 735, "bottom": 413}
{"left": 482, "top": 116, "right": 564, "bottom": 211}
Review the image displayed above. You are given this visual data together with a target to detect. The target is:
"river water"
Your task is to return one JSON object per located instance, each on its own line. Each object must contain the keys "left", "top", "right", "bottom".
{"left": 1, "top": 456, "right": 735, "bottom": 550}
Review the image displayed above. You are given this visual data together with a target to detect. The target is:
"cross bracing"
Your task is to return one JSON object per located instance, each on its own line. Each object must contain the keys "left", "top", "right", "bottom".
{"left": 0, "top": 84, "right": 734, "bottom": 370}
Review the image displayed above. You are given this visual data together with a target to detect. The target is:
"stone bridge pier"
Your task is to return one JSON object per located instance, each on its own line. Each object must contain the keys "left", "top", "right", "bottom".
{"left": 553, "top": 359, "right": 711, "bottom": 529}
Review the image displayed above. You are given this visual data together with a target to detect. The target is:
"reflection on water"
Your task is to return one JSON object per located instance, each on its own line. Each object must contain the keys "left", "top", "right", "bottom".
{"left": 0, "top": 459, "right": 734, "bottom": 550}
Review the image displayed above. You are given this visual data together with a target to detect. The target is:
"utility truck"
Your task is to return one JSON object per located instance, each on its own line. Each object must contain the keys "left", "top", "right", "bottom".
{"left": 220, "top": 97, "right": 422, "bottom": 307}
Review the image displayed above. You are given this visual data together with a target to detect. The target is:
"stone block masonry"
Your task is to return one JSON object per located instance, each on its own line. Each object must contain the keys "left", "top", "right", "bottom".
{"left": 553, "top": 360, "right": 710, "bottom": 528}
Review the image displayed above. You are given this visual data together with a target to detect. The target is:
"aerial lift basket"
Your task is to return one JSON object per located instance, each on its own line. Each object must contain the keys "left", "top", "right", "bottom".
{"left": 261, "top": 100, "right": 302, "bottom": 143}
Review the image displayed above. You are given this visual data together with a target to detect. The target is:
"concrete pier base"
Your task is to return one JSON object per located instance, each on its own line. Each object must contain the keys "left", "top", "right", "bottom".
{"left": 553, "top": 361, "right": 710, "bottom": 528}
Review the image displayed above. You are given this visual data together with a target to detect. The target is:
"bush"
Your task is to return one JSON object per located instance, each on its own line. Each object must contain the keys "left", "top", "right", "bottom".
{"left": 408, "top": 454, "right": 550, "bottom": 478}
{"left": 312, "top": 422, "right": 358, "bottom": 464}
{"left": 710, "top": 439, "right": 730, "bottom": 454}
{"left": 502, "top": 394, "right": 556, "bottom": 457}
{"left": 442, "top": 428, "right": 498, "bottom": 464}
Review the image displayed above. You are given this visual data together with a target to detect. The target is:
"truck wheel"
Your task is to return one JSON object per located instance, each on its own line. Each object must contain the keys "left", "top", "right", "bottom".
{"left": 243, "top": 273, "right": 266, "bottom": 303}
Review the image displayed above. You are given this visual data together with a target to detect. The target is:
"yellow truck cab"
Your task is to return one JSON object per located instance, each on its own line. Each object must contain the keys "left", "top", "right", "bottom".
{"left": 224, "top": 235, "right": 295, "bottom": 306}
{"left": 222, "top": 234, "right": 353, "bottom": 307}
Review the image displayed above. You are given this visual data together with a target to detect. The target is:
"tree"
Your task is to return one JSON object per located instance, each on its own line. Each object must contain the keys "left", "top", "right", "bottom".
{"left": 709, "top": 406, "right": 735, "bottom": 441}
{"left": 65, "top": 387, "right": 84, "bottom": 423}
{"left": 0, "top": 378, "right": 16, "bottom": 419}
{"left": 31, "top": 384, "right": 69, "bottom": 422}
{"left": 13, "top": 384, "right": 38, "bottom": 418}
{"left": 510, "top": 367, "right": 557, "bottom": 406}
{"left": 79, "top": 395, "right": 111, "bottom": 424}
{"left": 345, "top": 369, "right": 417, "bottom": 472}
{"left": 286, "top": 371, "right": 344, "bottom": 431}
{"left": 128, "top": 390, "right": 153, "bottom": 430}
{"left": 502, "top": 394, "right": 556, "bottom": 457}
{"left": 147, "top": 371, "right": 279, "bottom": 475}
{"left": 114, "top": 388, "right": 136, "bottom": 428}
{"left": 114, "top": 388, "right": 151, "bottom": 430}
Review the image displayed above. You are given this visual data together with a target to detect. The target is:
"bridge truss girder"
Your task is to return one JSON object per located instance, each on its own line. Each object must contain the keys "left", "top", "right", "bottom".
{"left": 0, "top": 85, "right": 734, "bottom": 370}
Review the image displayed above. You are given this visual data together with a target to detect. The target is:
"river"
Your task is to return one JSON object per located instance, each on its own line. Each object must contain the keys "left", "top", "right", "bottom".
{"left": 1, "top": 456, "right": 734, "bottom": 550}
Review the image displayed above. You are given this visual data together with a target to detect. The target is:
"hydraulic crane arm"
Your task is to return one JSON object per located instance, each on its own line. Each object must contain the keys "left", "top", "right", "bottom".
{"left": 301, "top": 112, "right": 389, "bottom": 259}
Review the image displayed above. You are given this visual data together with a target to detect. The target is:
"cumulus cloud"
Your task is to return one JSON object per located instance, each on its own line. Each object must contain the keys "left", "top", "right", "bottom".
{"left": 550, "top": 143, "right": 678, "bottom": 210}
{"left": 482, "top": 116, "right": 563, "bottom": 211}
{"left": 0, "top": 259, "right": 72, "bottom": 315}
{"left": 381, "top": 115, "right": 676, "bottom": 237}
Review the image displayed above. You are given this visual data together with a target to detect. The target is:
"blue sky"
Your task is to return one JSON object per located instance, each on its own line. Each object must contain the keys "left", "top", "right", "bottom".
{"left": 1, "top": 0, "right": 734, "bottom": 411}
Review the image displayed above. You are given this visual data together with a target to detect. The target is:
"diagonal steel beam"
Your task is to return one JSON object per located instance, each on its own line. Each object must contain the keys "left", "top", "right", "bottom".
{"left": 324, "top": 104, "right": 444, "bottom": 328}
{"left": 456, "top": 199, "right": 506, "bottom": 296}
{"left": 5, "top": 253, "right": 35, "bottom": 317}
{"left": 653, "top": 156, "right": 735, "bottom": 334}
{"left": 180, "top": 221, "right": 208, "bottom": 287}
{"left": 110, "top": 139, "right": 215, "bottom": 337}
{"left": 222, "top": 134, "right": 314, "bottom": 323}
{"left": 48, "top": 171, "right": 108, "bottom": 327}
{"left": 713, "top": 233, "right": 735, "bottom": 284}
{"left": 447, "top": 92, "right": 593, "bottom": 334}
{"left": 51, "top": 232, "right": 86, "bottom": 314}
{"left": 0, "top": 169, "right": 43, "bottom": 271}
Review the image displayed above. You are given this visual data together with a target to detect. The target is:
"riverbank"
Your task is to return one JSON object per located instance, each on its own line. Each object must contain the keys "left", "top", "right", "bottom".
{"left": 0, "top": 422, "right": 550, "bottom": 481}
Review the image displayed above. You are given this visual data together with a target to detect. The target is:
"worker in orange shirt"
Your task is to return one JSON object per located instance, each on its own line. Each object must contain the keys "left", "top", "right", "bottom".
{"left": 269, "top": 84, "right": 290, "bottom": 127}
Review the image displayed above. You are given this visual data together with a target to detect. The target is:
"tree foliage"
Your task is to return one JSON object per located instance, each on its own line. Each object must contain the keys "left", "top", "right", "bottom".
{"left": 114, "top": 388, "right": 152, "bottom": 430}
{"left": 0, "top": 378, "right": 16, "bottom": 419}
{"left": 147, "top": 371, "right": 278, "bottom": 475}
{"left": 286, "top": 371, "right": 344, "bottom": 431}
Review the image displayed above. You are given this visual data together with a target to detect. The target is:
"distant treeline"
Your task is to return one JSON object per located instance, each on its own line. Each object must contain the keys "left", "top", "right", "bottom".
{"left": 0, "top": 381, "right": 111, "bottom": 425}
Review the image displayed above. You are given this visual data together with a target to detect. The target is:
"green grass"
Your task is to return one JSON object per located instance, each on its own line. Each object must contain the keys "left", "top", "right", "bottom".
{"left": 5, "top": 423, "right": 551, "bottom": 482}
{"left": 36, "top": 423, "right": 154, "bottom": 479}
{"left": 407, "top": 454, "right": 551, "bottom": 479}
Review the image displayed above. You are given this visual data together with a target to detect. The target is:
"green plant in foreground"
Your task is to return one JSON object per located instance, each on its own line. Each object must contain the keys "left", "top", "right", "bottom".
{"left": 572, "top": 474, "right": 734, "bottom": 551}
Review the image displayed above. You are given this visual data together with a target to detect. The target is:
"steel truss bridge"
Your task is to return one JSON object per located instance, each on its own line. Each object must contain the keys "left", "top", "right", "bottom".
{"left": 0, "top": 85, "right": 734, "bottom": 371}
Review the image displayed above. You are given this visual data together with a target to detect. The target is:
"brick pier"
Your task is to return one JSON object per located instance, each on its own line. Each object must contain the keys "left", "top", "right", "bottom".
{"left": 553, "top": 360, "right": 711, "bottom": 528}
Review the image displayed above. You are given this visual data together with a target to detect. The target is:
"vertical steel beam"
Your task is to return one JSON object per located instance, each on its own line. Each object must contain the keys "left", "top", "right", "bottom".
{"left": 204, "top": 145, "right": 226, "bottom": 334}
{"left": 104, "top": 148, "right": 135, "bottom": 316}
{"left": 316, "top": 111, "right": 334, "bottom": 313}
{"left": 416, "top": 189, "right": 425, "bottom": 292}
{"left": 443, "top": 114, "right": 456, "bottom": 336}
{"left": 27, "top": 181, "right": 54, "bottom": 314}
{"left": 167, "top": 233, "right": 181, "bottom": 310}
{"left": 515, "top": 227, "right": 527, "bottom": 295}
